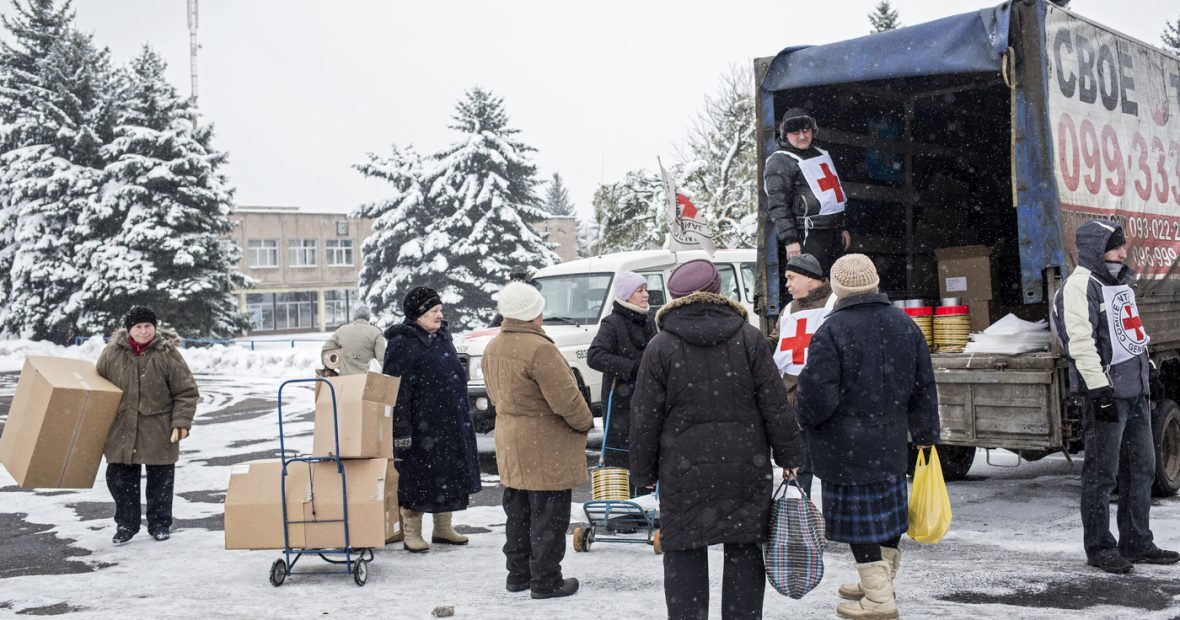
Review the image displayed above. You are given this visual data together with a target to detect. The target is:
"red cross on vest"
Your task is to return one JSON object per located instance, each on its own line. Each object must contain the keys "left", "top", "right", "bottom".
{"left": 1122, "top": 305, "right": 1144, "bottom": 340}
{"left": 817, "top": 163, "right": 844, "bottom": 203}
{"left": 779, "top": 318, "right": 813, "bottom": 365}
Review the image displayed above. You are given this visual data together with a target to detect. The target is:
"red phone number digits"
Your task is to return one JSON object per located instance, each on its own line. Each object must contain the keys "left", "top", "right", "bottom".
{"left": 1057, "top": 113, "right": 1180, "bottom": 205}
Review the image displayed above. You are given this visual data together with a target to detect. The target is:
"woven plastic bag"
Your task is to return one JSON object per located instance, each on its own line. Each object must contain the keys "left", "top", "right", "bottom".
{"left": 764, "top": 479, "right": 825, "bottom": 599}
{"left": 907, "top": 445, "right": 953, "bottom": 544}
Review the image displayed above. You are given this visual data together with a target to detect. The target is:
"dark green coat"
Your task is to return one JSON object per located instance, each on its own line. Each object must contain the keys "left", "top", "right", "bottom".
{"left": 97, "top": 328, "right": 199, "bottom": 465}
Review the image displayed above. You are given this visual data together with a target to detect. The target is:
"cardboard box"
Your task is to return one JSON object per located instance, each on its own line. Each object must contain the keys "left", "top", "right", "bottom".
{"left": 966, "top": 300, "right": 997, "bottom": 333}
{"left": 935, "top": 245, "right": 995, "bottom": 301}
{"left": 385, "top": 460, "right": 401, "bottom": 542}
{"left": 0, "top": 356, "right": 123, "bottom": 488}
{"left": 313, "top": 372, "right": 399, "bottom": 459}
{"left": 224, "top": 458, "right": 393, "bottom": 550}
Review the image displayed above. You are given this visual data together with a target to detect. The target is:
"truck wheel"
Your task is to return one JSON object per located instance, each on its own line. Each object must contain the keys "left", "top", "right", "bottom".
{"left": 906, "top": 445, "right": 975, "bottom": 481}
{"left": 1152, "top": 399, "right": 1180, "bottom": 497}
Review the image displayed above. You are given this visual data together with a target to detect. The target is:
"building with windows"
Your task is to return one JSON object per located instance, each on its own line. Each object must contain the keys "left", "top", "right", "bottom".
{"left": 231, "top": 206, "right": 579, "bottom": 334}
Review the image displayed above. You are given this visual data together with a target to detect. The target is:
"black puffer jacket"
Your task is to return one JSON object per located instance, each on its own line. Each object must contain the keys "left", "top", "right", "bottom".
{"left": 763, "top": 140, "right": 844, "bottom": 244}
{"left": 630, "top": 292, "right": 807, "bottom": 552}
{"left": 796, "top": 293, "right": 940, "bottom": 485}
{"left": 587, "top": 301, "right": 656, "bottom": 466}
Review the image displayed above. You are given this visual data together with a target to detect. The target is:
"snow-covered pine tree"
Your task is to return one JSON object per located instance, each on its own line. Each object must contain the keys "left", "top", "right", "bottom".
{"left": 869, "top": 0, "right": 901, "bottom": 33}
{"left": 425, "top": 87, "right": 558, "bottom": 330}
{"left": 542, "top": 172, "right": 575, "bottom": 216}
{"left": 590, "top": 168, "right": 667, "bottom": 254}
{"left": 75, "top": 45, "right": 247, "bottom": 338}
{"left": 575, "top": 216, "right": 600, "bottom": 258}
{"left": 352, "top": 143, "right": 432, "bottom": 326}
{"left": 0, "top": 22, "right": 118, "bottom": 343}
{"left": 1164, "top": 16, "right": 1180, "bottom": 52}
{"left": 678, "top": 65, "right": 758, "bottom": 249}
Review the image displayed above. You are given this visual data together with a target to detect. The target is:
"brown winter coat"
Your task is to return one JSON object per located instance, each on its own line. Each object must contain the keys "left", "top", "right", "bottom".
{"left": 97, "top": 328, "right": 199, "bottom": 465}
{"left": 322, "top": 319, "right": 386, "bottom": 376}
{"left": 482, "top": 319, "right": 593, "bottom": 491}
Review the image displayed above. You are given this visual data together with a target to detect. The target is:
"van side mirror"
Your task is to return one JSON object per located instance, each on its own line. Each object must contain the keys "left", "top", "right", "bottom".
{"left": 648, "top": 290, "right": 666, "bottom": 306}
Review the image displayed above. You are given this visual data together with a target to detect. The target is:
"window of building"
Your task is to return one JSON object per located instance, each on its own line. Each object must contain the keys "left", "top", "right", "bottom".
{"left": 288, "top": 239, "right": 317, "bottom": 267}
{"left": 274, "top": 291, "right": 318, "bottom": 330}
{"left": 246, "top": 292, "right": 276, "bottom": 331}
{"left": 326, "top": 239, "right": 354, "bottom": 266}
{"left": 324, "top": 289, "right": 358, "bottom": 327}
{"left": 247, "top": 239, "right": 278, "bottom": 268}
{"left": 336, "top": 220, "right": 350, "bottom": 236}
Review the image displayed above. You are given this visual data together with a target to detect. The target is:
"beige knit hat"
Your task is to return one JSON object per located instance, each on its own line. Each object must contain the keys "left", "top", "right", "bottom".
{"left": 829, "top": 254, "right": 880, "bottom": 299}
{"left": 497, "top": 281, "right": 545, "bottom": 321}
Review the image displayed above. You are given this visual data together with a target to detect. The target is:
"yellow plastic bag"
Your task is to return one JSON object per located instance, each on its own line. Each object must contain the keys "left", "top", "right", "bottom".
{"left": 907, "top": 446, "right": 952, "bottom": 544}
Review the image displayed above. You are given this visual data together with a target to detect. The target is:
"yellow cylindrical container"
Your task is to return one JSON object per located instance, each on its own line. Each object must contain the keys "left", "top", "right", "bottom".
{"left": 933, "top": 305, "right": 971, "bottom": 353}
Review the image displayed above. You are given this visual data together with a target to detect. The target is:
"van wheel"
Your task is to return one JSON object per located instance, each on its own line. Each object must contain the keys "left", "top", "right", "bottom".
{"left": 1152, "top": 399, "right": 1180, "bottom": 497}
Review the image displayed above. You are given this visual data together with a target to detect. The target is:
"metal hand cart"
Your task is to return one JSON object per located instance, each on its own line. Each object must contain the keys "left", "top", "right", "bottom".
{"left": 268, "top": 377, "right": 373, "bottom": 587}
{"left": 572, "top": 382, "right": 661, "bottom": 554}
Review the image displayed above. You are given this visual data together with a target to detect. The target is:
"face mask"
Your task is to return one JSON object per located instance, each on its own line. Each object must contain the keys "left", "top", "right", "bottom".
{"left": 1105, "top": 261, "right": 1123, "bottom": 279}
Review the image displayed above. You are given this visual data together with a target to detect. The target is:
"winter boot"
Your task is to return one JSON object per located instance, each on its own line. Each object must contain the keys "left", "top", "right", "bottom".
{"left": 836, "top": 561, "right": 897, "bottom": 620}
{"left": 431, "top": 511, "right": 469, "bottom": 545}
{"left": 400, "top": 508, "right": 429, "bottom": 553}
{"left": 839, "top": 546, "right": 901, "bottom": 599}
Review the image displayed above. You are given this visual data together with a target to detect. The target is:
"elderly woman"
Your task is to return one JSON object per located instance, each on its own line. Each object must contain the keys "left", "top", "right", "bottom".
{"left": 630, "top": 259, "right": 807, "bottom": 619}
{"left": 383, "top": 286, "right": 482, "bottom": 553}
{"left": 97, "top": 306, "right": 199, "bottom": 545}
{"left": 586, "top": 271, "right": 656, "bottom": 474}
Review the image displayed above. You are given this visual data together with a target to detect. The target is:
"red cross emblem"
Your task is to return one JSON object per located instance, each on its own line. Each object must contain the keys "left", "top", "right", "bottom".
{"left": 1122, "top": 306, "right": 1145, "bottom": 341}
{"left": 817, "top": 163, "right": 845, "bottom": 203}
{"left": 779, "top": 318, "right": 813, "bottom": 364}
{"left": 676, "top": 193, "right": 697, "bottom": 219}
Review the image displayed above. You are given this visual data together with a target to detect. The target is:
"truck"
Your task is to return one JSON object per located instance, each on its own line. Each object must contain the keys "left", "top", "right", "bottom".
{"left": 754, "top": 0, "right": 1180, "bottom": 493}
{"left": 454, "top": 248, "right": 757, "bottom": 433}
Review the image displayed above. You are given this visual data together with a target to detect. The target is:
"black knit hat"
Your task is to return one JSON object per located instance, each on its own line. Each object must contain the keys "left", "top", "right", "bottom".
{"left": 779, "top": 107, "right": 817, "bottom": 135}
{"left": 785, "top": 254, "right": 825, "bottom": 280}
{"left": 403, "top": 286, "right": 442, "bottom": 320}
{"left": 1104, "top": 227, "right": 1126, "bottom": 252}
{"left": 124, "top": 306, "right": 158, "bottom": 331}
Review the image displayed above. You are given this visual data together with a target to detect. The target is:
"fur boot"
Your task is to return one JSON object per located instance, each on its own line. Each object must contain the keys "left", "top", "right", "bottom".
{"left": 400, "top": 508, "right": 429, "bottom": 553}
{"left": 835, "top": 561, "right": 897, "bottom": 620}
{"left": 431, "top": 511, "right": 469, "bottom": 545}
{"left": 838, "top": 546, "right": 901, "bottom": 599}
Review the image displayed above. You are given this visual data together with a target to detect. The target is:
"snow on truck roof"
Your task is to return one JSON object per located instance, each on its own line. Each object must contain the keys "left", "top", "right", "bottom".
{"left": 534, "top": 248, "right": 755, "bottom": 277}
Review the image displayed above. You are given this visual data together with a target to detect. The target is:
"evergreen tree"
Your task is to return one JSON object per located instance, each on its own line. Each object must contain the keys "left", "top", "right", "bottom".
{"left": 76, "top": 46, "right": 247, "bottom": 337}
{"left": 542, "top": 172, "right": 575, "bottom": 216}
{"left": 1164, "top": 16, "right": 1180, "bottom": 53}
{"left": 0, "top": 18, "right": 118, "bottom": 342}
{"left": 868, "top": 0, "right": 901, "bottom": 33}
{"left": 590, "top": 168, "right": 667, "bottom": 254}
{"left": 352, "top": 144, "right": 432, "bottom": 326}
{"left": 678, "top": 65, "right": 758, "bottom": 249}
{"left": 575, "top": 216, "right": 600, "bottom": 258}
{"left": 425, "top": 87, "right": 558, "bottom": 330}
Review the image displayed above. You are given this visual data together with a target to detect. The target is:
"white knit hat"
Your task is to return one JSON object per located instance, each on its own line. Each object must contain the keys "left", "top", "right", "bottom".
{"left": 497, "top": 281, "right": 545, "bottom": 321}
{"left": 829, "top": 254, "right": 880, "bottom": 299}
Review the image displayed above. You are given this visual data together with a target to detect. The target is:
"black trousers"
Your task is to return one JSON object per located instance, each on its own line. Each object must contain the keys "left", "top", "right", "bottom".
{"left": 663, "top": 543, "right": 766, "bottom": 620}
{"left": 106, "top": 462, "right": 175, "bottom": 533}
{"left": 502, "top": 487, "right": 571, "bottom": 593}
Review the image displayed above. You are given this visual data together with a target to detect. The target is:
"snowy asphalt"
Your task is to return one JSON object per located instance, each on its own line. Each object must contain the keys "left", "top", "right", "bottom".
{"left": 2, "top": 371, "right": 1180, "bottom": 618}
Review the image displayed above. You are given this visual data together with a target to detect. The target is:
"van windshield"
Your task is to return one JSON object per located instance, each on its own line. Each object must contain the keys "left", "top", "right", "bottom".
{"left": 531, "top": 273, "right": 613, "bottom": 325}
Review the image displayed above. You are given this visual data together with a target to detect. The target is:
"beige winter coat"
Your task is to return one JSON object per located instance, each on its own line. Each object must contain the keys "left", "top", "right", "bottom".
{"left": 322, "top": 319, "right": 386, "bottom": 375}
{"left": 482, "top": 319, "right": 593, "bottom": 491}
{"left": 97, "top": 328, "right": 199, "bottom": 465}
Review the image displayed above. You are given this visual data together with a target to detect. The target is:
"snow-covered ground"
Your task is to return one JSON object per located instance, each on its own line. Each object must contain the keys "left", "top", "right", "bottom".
{"left": 1, "top": 339, "right": 1179, "bottom": 618}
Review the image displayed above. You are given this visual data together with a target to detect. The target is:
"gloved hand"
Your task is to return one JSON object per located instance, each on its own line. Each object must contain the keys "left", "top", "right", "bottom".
{"left": 1088, "top": 386, "right": 1118, "bottom": 422}
{"left": 393, "top": 436, "right": 412, "bottom": 450}
{"left": 170, "top": 428, "right": 190, "bottom": 443}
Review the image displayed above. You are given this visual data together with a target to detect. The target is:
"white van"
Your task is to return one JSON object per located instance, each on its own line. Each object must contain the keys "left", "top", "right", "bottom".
{"left": 454, "top": 248, "right": 757, "bottom": 432}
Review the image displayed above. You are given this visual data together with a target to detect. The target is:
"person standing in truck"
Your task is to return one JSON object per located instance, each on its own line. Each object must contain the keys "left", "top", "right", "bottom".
{"left": 763, "top": 108, "right": 852, "bottom": 282}
{"left": 1052, "top": 219, "right": 1179, "bottom": 574}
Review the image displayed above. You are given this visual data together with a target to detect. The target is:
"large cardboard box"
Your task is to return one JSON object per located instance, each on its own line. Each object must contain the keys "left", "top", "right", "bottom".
{"left": 935, "top": 245, "right": 995, "bottom": 301}
{"left": 224, "top": 458, "right": 393, "bottom": 550}
{"left": 313, "top": 372, "right": 399, "bottom": 459}
{"left": 385, "top": 460, "right": 401, "bottom": 542}
{"left": 0, "top": 356, "right": 123, "bottom": 488}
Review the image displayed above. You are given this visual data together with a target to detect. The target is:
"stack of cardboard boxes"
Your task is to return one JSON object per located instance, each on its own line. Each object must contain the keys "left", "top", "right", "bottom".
{"left": 934, "top": 245, "right": 997, "bottom": 333}
{"left": 224, "top": 372, "right": 402, "bottom": 550}
{"left": 0, "top": 356, "right": 123, "bottom": 489}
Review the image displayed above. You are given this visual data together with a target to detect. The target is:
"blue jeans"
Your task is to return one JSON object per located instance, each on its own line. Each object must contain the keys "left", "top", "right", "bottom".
{"left": 1081, "top": 395, "right": 1156, "bottom": 559}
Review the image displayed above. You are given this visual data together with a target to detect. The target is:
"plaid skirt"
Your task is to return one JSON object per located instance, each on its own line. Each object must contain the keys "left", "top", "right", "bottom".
{"left": 820, "top": 475, "right": 908, "bottom": 544}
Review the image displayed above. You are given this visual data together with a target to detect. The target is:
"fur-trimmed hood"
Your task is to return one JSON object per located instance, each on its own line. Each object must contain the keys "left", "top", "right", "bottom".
{"left": 108, "top": 326, "right": 182, "bottom": 351}
{"left": 655, "top": 291, "right": 748, "bottom": 347}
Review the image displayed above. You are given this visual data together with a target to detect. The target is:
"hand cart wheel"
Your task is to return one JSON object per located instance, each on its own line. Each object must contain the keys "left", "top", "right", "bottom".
{"left": 353, "top": 558, "right": 368, "bottom": 587}
{"left": 583, "top": 527, "right": 594, "bottom": 552}
{"left": 652, "top": 529, "right": 662, "bottom": 555}
{"left": 269, "top": 558, "right": 287, "bottom": 587}
{"left": 572, "top": 527, "right": 586, "bottom": 552}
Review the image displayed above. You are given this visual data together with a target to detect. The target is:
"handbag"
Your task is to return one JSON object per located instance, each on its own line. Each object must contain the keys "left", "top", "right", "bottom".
{"left": 908, "top": 445, "right": 953, "bottom": 544}
{"left": 764, "top": 479, "right": 826, "bottom": 599}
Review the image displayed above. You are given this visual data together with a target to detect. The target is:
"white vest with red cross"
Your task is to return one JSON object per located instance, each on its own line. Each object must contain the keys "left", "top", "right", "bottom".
{"left": 1099, "top": 281, "right": 1150, "bottom": 365}
{"left": 777, "top": 148, "right": 846, "bottom": 216}
{"left": 774, "top": 293, "right": 838, "bottom": 376}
